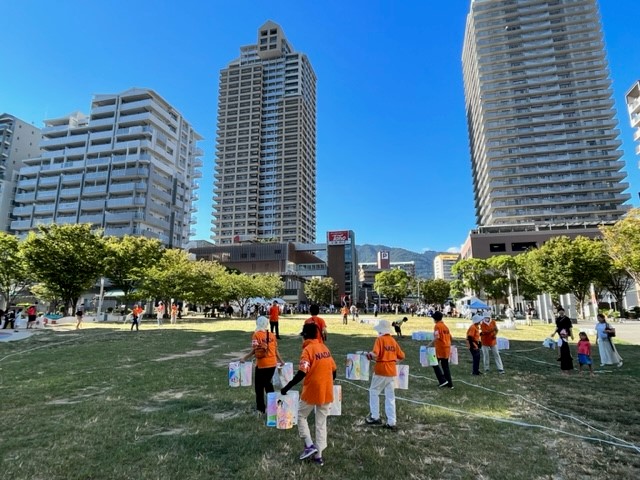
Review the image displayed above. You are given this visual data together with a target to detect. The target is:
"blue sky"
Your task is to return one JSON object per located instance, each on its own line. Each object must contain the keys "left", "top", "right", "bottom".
{"left": 1, "top": 1, "right": 639, "bottom": 253}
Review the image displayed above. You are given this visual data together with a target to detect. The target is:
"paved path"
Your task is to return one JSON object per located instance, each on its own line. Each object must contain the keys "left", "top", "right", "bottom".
{"left": 603, "top": 320, "right": 640, "bottom": 346}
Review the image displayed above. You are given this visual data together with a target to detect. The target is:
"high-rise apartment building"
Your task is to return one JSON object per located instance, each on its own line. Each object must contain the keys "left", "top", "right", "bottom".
{"left": 433, "top": 253, "right": 460, "bottom": 282}
{"left": 11, "top": 88, "right": 202, "bottom": 247}
{"left": 212, "top": 21, "right": 317, "bottom": 244}
{"left": 462, "top": 0, "right": 629, "bottom": 231}
{"left": 0, "top": 114, "right": 42, "bottom": 232}
{"left": 625, "top": 81, "right": 640, "bottom": 190}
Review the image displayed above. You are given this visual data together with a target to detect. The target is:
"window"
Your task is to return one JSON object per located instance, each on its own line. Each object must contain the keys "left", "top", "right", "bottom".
{"left": 490, "top": 243, "right": 506, "bottom": 252}
{"left": 511, "top": 242, "right": 537, "bottom": 252}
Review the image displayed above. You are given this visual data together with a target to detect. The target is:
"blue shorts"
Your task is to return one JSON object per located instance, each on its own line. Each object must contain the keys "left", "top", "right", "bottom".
{"left": 578, "top": 354, "right": 592, "bottom": 366}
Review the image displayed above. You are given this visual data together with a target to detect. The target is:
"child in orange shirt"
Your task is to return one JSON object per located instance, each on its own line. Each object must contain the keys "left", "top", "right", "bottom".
{"left": 427, "top": 311, "right": 454, "bottom": 389}
{"left": 365, "top": 320, "right": 406, "bottom": 430}
{"left": 466, "top": 314, "right": 482, "bottom": 375}
{"left": 340, "top": 306, "right": 349, "bottom": 325}
{"left": 281, "top": 322, "right": 336, "bottom": 467}
{"left": 577, "top": 331, "right": 594, "bottom": 376}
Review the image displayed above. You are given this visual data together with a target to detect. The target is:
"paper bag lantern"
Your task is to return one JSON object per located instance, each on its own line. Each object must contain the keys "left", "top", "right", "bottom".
{"left": 497, "top": 337, "right": 510, "bottom": 350}
{"left": 449, "top": 346, "right": 458, "bottom": 365}
{"left": 394, "top": 364, "right": 409, "bottom": 389}
{"left": 420, "top": 346, "right": 438, "bottom": 367}
{"left": 266, "top": 391, "right": 300, "bottom": 428}
{"left": 329, "top": 385, "right": 342, "bottom": 416}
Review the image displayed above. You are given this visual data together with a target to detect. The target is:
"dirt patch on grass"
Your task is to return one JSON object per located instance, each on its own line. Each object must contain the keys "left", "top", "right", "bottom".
{"left": 213, "top": 410, "right": 244, "bottom": 420}
{"left": 154, "top": 349, "right": 212, "bottom": 362}
{"left": 46, "top": 386, "right": 112, "bottom": 405}
{"left": 212, "top": 350, "right": 250, "bottom": 367}
{"left": 150, "top": 389, "right": 194, "bottom": 401}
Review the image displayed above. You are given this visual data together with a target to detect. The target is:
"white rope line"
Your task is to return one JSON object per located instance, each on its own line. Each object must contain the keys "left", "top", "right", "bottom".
{"left": 337, "top": 376, "right": 640, "bottom": 454}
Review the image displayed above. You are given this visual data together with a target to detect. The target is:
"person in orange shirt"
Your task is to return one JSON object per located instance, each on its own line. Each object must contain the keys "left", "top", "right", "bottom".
{"left": 480, "top": 314, "right": 505, "bottom": 374}
{"left": 340, "top": 305, "right": 349, "bottom": 325}
{"left": 170, "top": 303, "right": 178, "bottom": 325}
{"left": 427, "top": 311, "right": 454, "bottom": 388}
{"left": 131, "top": 304, "right": 143, "bottom": 332}
{"left": 240, "top": 316, "right": 284, "bottom": 414}
{"left": 365, "top": 320, "right": 405, "bottom": 430}
{"left": 281, "top": 322, "right": 336, "bottom": 467}
{"left": 269, "top": 301, "right": 281, "bottom": 339}
{"left": 467, "top": 314, "right": 482, "bottom": 375}
{"left": 304, "top": 304, "right": 327, "bottom": 343}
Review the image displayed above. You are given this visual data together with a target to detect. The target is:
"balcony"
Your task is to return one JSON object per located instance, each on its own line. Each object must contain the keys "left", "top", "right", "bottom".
{"left": 105, "top": 211, "right": 142, "bottom": 222}
{"left": 59, "top": 188, "right": 81, "bottom": 198}
{"left": 111, "top": 167, "right": 149, "bottom": 179}
{"left": 57, "top": 202, "right": 80, "bottom": 212}
{"left": 79, "top": 214, "right": 104, "bottom": 224}
{"left": 34, "top": 204, "right": 56, "bottom": 214}
{"left": 81, "top": 199, "right": 106, "bottom": 210}
{"left": 15, "top": 192, "right": 36, "bottom": 203}
{"left": 87, "top": 144, "right": 113, "bottom": 154}
{"left": 88, "top": 117, "right": 116, "bottom": 128}
{"left": 61, "top": 173, "right": 83, "bottom": 184}
{"left": 106, "top": 197, "right": 146, "bottom": 208}
{"left": 10, "top": 220, "right": 32, "bottom": 230}
{"left": 85, "top": 171, "right": 109, "bottom": 181}
{"left": 37, "top": 191, "right": 58, "bottom": 200}
{"left": 55, "top": 215, "right": 78, "bottom": 224}
{"left": 12, "top": 206, "right": 33, "bottom": 216}
{"left": 39, "top": 176, "right": 60, "bottom": 186}
{"left": 17, "top": 178, "right": 38, "bottom": 189}
{"left": 86, "top": 157, "right": 111, "bottom": 167}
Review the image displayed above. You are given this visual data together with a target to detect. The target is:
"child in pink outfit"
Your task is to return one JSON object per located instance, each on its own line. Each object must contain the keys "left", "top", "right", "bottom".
{"left": 577, "top": 331, "right": 594, "bottom": 376}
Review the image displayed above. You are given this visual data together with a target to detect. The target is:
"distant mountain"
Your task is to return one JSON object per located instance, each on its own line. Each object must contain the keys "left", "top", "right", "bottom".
{"left": 356, "top": 244, "right": 438, "bottom": 279}
{"left": 315, "top": 244, "right": 438, "bottom": 278}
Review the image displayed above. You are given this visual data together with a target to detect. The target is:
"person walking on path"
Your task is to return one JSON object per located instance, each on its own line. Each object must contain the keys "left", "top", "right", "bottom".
{"left": 170, "top": 303, "right": 178, "bottom": 325}
{"left": 281, "top": 322, "right": 336, "bottom": 467}
{"left": 75, "top": 308, "right": 83, "bottom": 330}
{"left": 557, "top": 329, "right": 574, "bottom": 375}
{"left": 269, "top": 301, "right": 281, "bottom": 339}
{"left": 480, "top": 314, "right": 505, "bottom": 374}
{"left": 155, "top": 302, "right": 165, "bottom": 326}
{"left": 595, "top": 313, "right": 623, "bottom": 367}
{"left": 365, "top": 320, "right": 405, "bottom": 429}
{"left": 240, "top": 316, "right": 284, "bottom": 414}
{"left": 467, "top": 314, "right": 482, "bottom": 375}
{"left": 304, "top": 304, "right": 327, "bottom": 343}
{"left": 577, "top": 331, "right": 595, "bottom": 376}
{"left": 131, "top": 304, "right": 143, "bottom": 331}
{"left": 426, "top": 311, "right": 454, "bottom": 388}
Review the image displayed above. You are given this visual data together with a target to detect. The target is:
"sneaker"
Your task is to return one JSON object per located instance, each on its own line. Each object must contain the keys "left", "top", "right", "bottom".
{"left": 498, "top": 370, "right": 506, "bottom": 375}
{"left": 300, "top": 445, "right": 318, "bottom": 460}
{"left": 365, "top": 415, "right": 383, "bottom": 425}
{"left": 313, "top": 456, "right": 324, "bottom": 467}
{"left": 438, "top": 381, "right": 449, "bottom": 388}
{"left": 383, "top": 424, "right": 397, "bottom": 431}
{"left": 617, "top": 362, "right": 623, "bottom": 368}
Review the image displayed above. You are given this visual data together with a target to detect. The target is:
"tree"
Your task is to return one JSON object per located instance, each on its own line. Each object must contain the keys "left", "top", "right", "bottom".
{"left": 0, "top": 232, "right": 31, "bottom": 309}
{"left": 600, "top": 209, "right": 640, "bottom": 285}
{"left": 137, "top": 248, "right": 195, "bottom": 306}
{"left": 420, "top": 279, "right": 450, "bottom": 306}
{"left": 183, "top": 260, "right": 229, "bottom": 307}
{"left": 21, "top": 224, "right": 107, "bottom": 313}
{"left": 103, "top": 236, "right": 165, "bottom": 312}
{"left": 304, "top": 277, "right": 338, "bottom": 306}
{"left": 449, "top": 279, "right": 465, "bottom": 300}
{"left": 524, "top": 236, "right": 610, "bottom": 320}
{"left": 597, "top": 267, "right": 634, "bottom": 313}
{"left": 220, "top": 273, "right": 283, "bottom": 315}
{"left": 374, "top": 269, "right": 410, "bottom": 304}
{"left": 451, "top": 258, "right": 489, "bottom": 297}
{"left": 30, "top": 283, "right": 63, "bottom": 314}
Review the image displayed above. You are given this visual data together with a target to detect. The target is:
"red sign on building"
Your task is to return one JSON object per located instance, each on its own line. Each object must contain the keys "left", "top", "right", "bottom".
{"left": 327, "top": 230, "right": 350, "bottom": 245}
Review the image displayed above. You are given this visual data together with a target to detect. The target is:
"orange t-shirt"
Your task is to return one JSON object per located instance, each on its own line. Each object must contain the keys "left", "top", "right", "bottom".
{"left": 269, "top": 305, "right": 280, "bottom": 322}
{"left": 433, "top": 321, "right": 452, "bottom": 359}
{"left": 304, "top": 316, "right": 327, "bottom": 343}
{"left": 372, "top": 334, "right": 405, "bottom": 376}
{"left": 298, "top": 339, "right": 336, "bottom": 405}
{"left": 480, "top": 320, "right": 498, "bottom": 347}
{"left": 132, "top": 306, "right": 143, "bottom": 317}
{"left": 466, "top": 323, "right": 480, "bottom": 349}
{"left": 251, "top": 330, "right": 278, "bottom": 369}
{"left": 340, "top": 307, "right": 349, "bottom": 316}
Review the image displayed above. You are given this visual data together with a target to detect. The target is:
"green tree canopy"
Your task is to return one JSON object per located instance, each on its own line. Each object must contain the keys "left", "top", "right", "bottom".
{"left": 21, "top": 224, "right": 107, "bottom": 312}
{"left": 103, "top": 235, "right": 165, "bottom": 312}
{"left": 420, "top": 278, "right": 451, "bottom": 305}
{"left": 524, "top": 236, "right": 610, "bottom": 319}
{"left": 137, "top": 248, "right": 195, "bottom": 305}
{"left": 0, "top": 232, "right": 31, "bottom": 310}
{"left": 451, "top": 258, "right": 489, "bottom": 297}
{"left": 600, "top": 208, "right": 640, "bottom": 285}
{"left": 374, "top": 269, "right": 410, "bottom": 304}
{"left": 304, "top": 277, "right": 338, "bottom": 306}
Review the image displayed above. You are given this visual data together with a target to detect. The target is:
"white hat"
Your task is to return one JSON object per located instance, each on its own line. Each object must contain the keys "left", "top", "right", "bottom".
{"left": 472, "top": 314, "right": 483, "bottom": 324}
{"left": 256, "top": 316, "right": 269, "bottom": 331}
{"left": 374, "top": 320, "right": 392, "bottom": 335}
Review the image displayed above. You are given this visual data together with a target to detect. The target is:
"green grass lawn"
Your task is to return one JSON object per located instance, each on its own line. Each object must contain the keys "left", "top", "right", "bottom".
{"left": 1, "top": 314, "right": 638, "bottom": 479}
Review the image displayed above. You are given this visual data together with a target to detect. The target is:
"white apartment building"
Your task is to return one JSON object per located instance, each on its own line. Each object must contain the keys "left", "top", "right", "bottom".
{"left": 433, "top": 253, "right": 460, "bottom": 282}
{"left": 10, "top": 88, "right": 202, "bottom": 247}
{"left": 626, "top": 81, "right": 640, "bottom": 188}
{"left": 0, "top": 114, "right": 42, "bottom": 232}
{"left": 212, "top": 20, "right": 317, "bottom": 244}
{"left": 462, "top": 0, "right": 629, "bottom": 229}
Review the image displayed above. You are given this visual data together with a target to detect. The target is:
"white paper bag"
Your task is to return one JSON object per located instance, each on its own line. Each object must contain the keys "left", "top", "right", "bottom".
{"left": 266, "top": 391, "right": 299, "bottom": 428}
{"left": 497, "top": 337, "right": 510, "bottom": 350}
{"left": 228, "top": 362, "right": 241, "bottom": 387}
{"left": 346, "top": 353, "right": 361, "bottom": 380}
{"left": 421, "top": 346, "right": 438, "bottom": 367}
{"left": 329, "top": 385, "right": 342, "bottom": 416}
{"left": 449, "top": 346, "right": 458, "bottom": 365}
{"left": 394, "top": 364, "right": 409, "bottom": 389}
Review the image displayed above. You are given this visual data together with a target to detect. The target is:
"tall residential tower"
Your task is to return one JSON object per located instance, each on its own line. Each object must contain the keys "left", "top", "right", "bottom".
{"left": 462, "top": 0, "right": 629, "bottom": 230}
{"left": 461, "top": 0, "right": 630, "bottom": 258}
{"left": 11, "top": 88, "right": 202, "bottom": 247}
{"left": 212, "top": 21, "right": 317, "bottom": 244}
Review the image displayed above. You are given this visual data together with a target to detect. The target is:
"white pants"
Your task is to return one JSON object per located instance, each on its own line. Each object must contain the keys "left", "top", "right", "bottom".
{"left": 482, "top": 345, "right": 504, "bottom": 372}
{"left": 298, "top": 400, "right": 331, "bottom": 457}
{"left": 369, "top": 374, "right": 396, "bottom": 426}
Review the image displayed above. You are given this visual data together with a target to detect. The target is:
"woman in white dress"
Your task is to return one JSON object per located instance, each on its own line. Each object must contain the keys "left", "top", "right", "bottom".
{"left": 595, "top": 313, "right": 623, "bottom": 367}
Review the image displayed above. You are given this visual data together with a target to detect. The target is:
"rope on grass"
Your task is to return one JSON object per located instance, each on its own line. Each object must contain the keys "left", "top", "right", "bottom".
{"left": 336, "top": 378, "right": 640, "bottom": 454}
